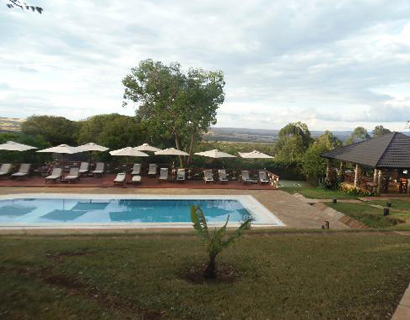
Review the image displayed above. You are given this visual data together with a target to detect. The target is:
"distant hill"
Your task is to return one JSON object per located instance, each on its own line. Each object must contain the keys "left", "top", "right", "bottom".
{"left": 203, "top": 127, "right": 353, "bottom": 143}
{"left": 0, "top": 117, "right": 25, "bottom": 132}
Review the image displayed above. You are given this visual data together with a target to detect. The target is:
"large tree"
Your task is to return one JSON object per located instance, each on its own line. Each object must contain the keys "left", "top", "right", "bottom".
{"left": 346, "top": 126, "right": 370, "bottom": 145}
{"left": 372, "top": 125, "right": 391, "bottom": 138}
{"left": 301, "top": 131, "right": 341, "bottom": 185}
{"left": 77, "top": 114, "right": 144, "bottom": 149}
{"left": 275, "top": 122, "right": 313, "bottom": 161}
{"left": 122, "top": 59, "right": 225, "bottom": 165}
{"left": 21, "top": 115, "right": 78, "bottom": 146}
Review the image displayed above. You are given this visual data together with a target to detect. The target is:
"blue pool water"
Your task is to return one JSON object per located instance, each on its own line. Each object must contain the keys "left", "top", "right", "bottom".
{"left": 0, "top": 198, "right": 252, "bottom": 225}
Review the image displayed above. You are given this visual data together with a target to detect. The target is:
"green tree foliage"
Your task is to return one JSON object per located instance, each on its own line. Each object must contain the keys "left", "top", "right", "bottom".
{"left": 6, "top": 0, "right": 43, "bottom": 13}
{"left": 191, "top": 206, "right": 251, "bottom": 279}
{"left": 346, "top": 126, "right": 370, "bottom": 145}
{"left": 122, "top": 59, "right": 225, "bottom": 166}
{"left": 21, "top": 115, "right": 78, "bottom": 146}
{"left": 372, "top": 125, "right": 391, "bottom": 138}
{"left": 275, "top": 122, "right": 313, "bottom": 161}
{"left": 301, "top": 131, "right": 342, "bottom": 185}
{"left": 316, "top": 130, "right": 342, "bottom": 149}
{"left": 77, "top": 114, "right": 143, "bottom": 150}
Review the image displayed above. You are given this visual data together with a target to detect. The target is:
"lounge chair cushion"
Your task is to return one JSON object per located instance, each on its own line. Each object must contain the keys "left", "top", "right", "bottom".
{"left": 114, "top": 173, "right": 126, "bottom": 183}
{"left": 0, "top": 164, "right": 12, "bottom": 176}
{"left": 132, "top": 175, "right": 142, "bottom": 184}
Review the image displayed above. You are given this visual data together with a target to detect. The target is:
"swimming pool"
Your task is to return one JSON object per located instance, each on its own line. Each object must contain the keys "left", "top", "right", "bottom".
{"left": 0, "top": 194, "right": 284, "bottom": 229}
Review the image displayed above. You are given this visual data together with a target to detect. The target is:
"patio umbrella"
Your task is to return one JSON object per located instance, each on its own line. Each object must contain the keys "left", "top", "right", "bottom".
{"left": 109, "top": 147, "right": 149, "bottom": 172}
{"left": 0, "top": 141, "right": 37, "bottom": 162}
{"left": 238, "top": 150, "right": 274, "bottom": 159}
{"left": 155, "top": 148, "right": 189, "bottom": 156}
{"left": 77, "top": 142, "right": 109, "bottom": 162}
{"left": 0, "top": 141, "right": 37, "bottom": 151}
{"left": 37, "top": 144, "right": 81, "bottom": 172}
{"left": 135, "top": 143, "right": 161, "bottom": 153}
{"left": 195, "top": 149, "right": 236, "bottom": 159}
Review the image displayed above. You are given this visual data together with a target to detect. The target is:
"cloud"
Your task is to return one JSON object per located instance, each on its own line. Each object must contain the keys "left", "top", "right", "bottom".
{"left": 1, "top": 0, "right": 410, "bottom": 131}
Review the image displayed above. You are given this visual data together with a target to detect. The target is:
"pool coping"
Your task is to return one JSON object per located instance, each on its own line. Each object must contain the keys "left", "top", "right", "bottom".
{"left": 0, "top": 193, "right": 285, "bottom": 229}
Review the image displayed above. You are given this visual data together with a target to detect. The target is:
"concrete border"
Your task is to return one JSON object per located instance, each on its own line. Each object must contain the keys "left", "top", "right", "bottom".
{"left": 392, "top": 286, "right": 410, "bottom": 320}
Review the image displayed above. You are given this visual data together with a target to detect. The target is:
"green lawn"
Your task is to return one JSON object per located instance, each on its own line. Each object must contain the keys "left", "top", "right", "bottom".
{"left": 366, "top": 199, "right": 410, "bottom": 212}
{"left": 1, "top": 232, "right": 410, "bottom": 319}
{"left": 281, "top": 187, "right": 358, "bottom": 199}
{"left": 327, "top": 202, "right": 407, "bottom": 228}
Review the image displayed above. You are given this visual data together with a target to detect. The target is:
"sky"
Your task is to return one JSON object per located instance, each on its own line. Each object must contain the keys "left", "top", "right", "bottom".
{"left": 1, "top": 0, "right": 410, "bottom": 131}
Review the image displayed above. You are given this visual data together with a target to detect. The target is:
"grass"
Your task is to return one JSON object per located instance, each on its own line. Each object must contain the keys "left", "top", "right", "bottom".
{"left": 366, "top": 199, "right": 410, "bottom": 212}
{"left": 281, "top": 187, "right": 358, "bottom": 199}
{"left": 326, "top": 202, "right": 407, "bottom": 228}
{"left": 1, "top": 232, "right": 410, "bottom": 319}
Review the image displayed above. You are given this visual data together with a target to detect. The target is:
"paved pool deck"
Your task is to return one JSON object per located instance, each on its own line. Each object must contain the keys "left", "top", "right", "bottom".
{"left": 0, "top": 187, "right": 348, "bottom": 233}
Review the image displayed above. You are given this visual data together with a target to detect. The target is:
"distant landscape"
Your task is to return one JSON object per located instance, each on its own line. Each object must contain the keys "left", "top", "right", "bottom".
{"left": 0, "top": 116, "right": 354, "bottom": 143}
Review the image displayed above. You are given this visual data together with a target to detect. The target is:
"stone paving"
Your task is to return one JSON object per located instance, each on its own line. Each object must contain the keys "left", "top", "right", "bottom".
{"left": 0, "top": 187, "right": 348, "bottom": 231}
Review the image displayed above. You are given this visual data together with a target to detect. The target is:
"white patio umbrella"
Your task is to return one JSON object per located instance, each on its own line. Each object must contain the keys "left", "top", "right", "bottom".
{"left": 195, "top": 149, "right": 236, "bottom": 159}
{"left": 0, "top": 141, "right": 37, "bottom": 163}
{"left": 77, "top": 142, "right": 109, "bottom": 162}
{"left": 135, "top": 143, "right": 161, "bottom": 153}
{"left": 155, "top": 148, "right": 189, "bottom": 156}
{"left": 0, "top": 141, "right": 37, "bottom": 151}
{"left": 37, "top": 144, "right": 81, "bottom": 171}
{"left": 238, "top": 150, "right": 274, "bottom": 159}
{"left": 110, "top": 147, "right": 149, "bottom": 171}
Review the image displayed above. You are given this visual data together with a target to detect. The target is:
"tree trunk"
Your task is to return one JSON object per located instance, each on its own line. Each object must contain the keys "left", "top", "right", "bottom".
{"left": 204, "top": 254, "right": 216, "bottom": 279}
{"left": 174, "top": 134, "right": 185, "bottom": 168}
{"left": 187, "top": 133, "right": 195, "bottom": 164}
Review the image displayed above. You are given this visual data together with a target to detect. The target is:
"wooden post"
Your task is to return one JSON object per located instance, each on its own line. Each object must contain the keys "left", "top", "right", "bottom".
{"left": 354, "top": 164, "right": 361, "bottom": 188}
{"left": 373, "top": 169, "right": 378, "bottom": 184}
{"left": 377, "top": 170, "right": 383, "bottom": 196}
{"left": 326, "top": 159, "right": 333, "bottom": 182}
{"left": 339, "top": 162, "right": 345, "bottom": 180}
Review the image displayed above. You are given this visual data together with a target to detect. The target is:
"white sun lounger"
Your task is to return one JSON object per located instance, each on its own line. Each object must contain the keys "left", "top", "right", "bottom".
{"left": 79, "top": 162, "right": 89, "bottom": 175}
{"left": 148, "top": 164, "right": 157, "bottom": 175}
{"left": 113, "top": 173, "right": 126, "bottom": 185}
{"left": 11, "top": 163, "right": 31, "bottom": 179}
{"left": 176, "top": 169, "right": 185, "bottom": 182}
{"left": 92, "top": 162, "right": 105, "bottom": 176}
{"left": 203, "top": 170, "right": 214, "bottom": 183}
{"left": 241, "top": 170, "right": 257, "bottom": 184}
{"left": 159, "top": 168, "right": 168, "bottom": 182}
{"left": 65, "top": 167, "right": 80, "bottom": 182}
{"left": 0, "top": 164, "right": 12, "bottom": 177}
{"left": 259, "top": 170, "right": 269, "bottom": 184}
{"left": 218, "top": 169, "right": 229, "bottom": 183}
{"left": 132, "top": 175, "right": 142, "bottom": 184}
{"left": 131, "top": 163, "right": 141, "bottom": 175}
{"left": 45, "top": 168, "right": 63, "bottom": 183}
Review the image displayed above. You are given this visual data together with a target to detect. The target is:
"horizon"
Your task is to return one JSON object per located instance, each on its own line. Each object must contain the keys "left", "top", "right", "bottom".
{"left": 1, "top": 1, "right": 410, "bottom": 131}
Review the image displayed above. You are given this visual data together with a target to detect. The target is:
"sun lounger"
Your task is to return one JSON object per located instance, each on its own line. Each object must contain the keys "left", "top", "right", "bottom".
{"left": 79, "top": 162, "right": 89, "bottom": 175}
{"left": 218, "top": 169, "right": 229, "bottom": 183}
{"left": 0, "top": 164, "right": 12, "bottom": 177}
{"left": 203, "top": 169, "right": 214, "bottom": 183}
{"left": 259, "top": 170, "right": 269, "bottom": 184}
{"left": 113, "top": 173, "right": 126, "bottom": 185}
{"left": 176, "top": 169, "right": 185, "bottom": 182}
{"left": 11, "top": 163, "right": 31, "bottom": 179}
{"left": 132, "top": 175, "right": 142, "bottom": 184}
{"left": 92, "top": 162, "right": 105, "bottom": 176}
{"left": 65, "top": 167, "right": 80, "bottom": 182}
{"left": 45, "top": 168, "right": 63, "bottom": 183}
{"left": 159, "top": 168, "right": 168, "bottom": 182}
{"left": 148, "top": 164, "right": 157, "bottom": 175}
{"left": 241, "top": 170, "right": 257, "bottom": 184}
{"left": 131, "top": 163, "right": 141, "bottom": 175}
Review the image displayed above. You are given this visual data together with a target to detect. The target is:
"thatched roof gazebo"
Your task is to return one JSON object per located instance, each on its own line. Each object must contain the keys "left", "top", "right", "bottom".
{"left": 321, "top": 132, "right": 410, "bottom": 196}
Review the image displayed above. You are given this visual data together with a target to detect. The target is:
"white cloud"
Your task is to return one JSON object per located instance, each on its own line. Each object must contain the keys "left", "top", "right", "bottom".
{"left": 1, "top": 0, "right": 410, "bottom": 131}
